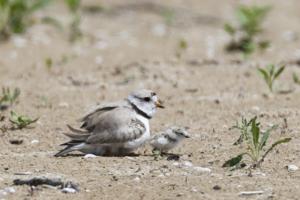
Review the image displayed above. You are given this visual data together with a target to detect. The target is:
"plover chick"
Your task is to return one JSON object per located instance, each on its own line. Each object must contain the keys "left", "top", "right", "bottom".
{"left": 150, "top": 127, "right": 190, "bottom": 154}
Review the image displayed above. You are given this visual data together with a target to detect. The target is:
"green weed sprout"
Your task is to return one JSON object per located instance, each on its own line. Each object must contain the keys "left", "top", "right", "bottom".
{"left": 161, "top": 8, "right": 175, "bottom": 26}
{"left": 293, "top": 73, "right": 300, "bottom": 84}
{"left": 224, "top": 5, "right": 271, "bottom": 56}
{"left": 64, "top": 0, "right": 82, "bottom": 42}
{"left": 0, "top": 0, "right": 51, "bottom": 40}
{"left": 223, "top": 116, "right": 291, "bottom": 169}
{"left": 175, "top": 38, "right": 188, "bottom": 59}
{"left": 0, "top": 87, "right": 20, "bottom": 108}
{"left": 10, "top": 111, "right": 38, "bottom": 129}
{"left": 257, "top": 64, "right": 285, "bottom": 92}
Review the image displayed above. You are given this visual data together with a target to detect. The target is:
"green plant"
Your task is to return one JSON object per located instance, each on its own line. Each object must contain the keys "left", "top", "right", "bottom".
{"left": 257, "top": 64, "right": 285, "bottom": 92}
{"left": 161, "top": 8, "right": 175, "bottom": 26}
{"left": 0, "top": 0, "right": 51, "bottom": 40}
{"left": 9, "top": 111, "right": 38, "bottom": 129}
{"left": 223, "top": 116, "right": 291, "bottom": 169}
{"left": 175, "top": 38, "right": 188, "bottom": 59}
{"left": 293, "top": 73, "right": 300, "bottom": 84}
{"left": 0, "top": 87, "right": 20, "bottom": 108}
{"left": 224, "top": 5, "right": 271, "bottom": 56}
{"left": 64, "top": 0, "right": 82, "bottom": 42}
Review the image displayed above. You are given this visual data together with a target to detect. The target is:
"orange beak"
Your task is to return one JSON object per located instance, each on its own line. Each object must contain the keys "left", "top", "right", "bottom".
{"left": 155, "top": 99, "right": 165, "bottom": 108}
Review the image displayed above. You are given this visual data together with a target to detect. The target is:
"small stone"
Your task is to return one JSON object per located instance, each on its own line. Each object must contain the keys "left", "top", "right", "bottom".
{"left": 239, "top": 191, "right": 264, "bottom": 196}
{"left": 133, "top": 177, "right": 140, "bottom": 182}
{"left": 287, "top": 164, "right": 298, "bottom": 172}
{"left": 183, "top": 161, "right": 193, "bottom": 167}
{"left": 252, "top": 106, "right": 260, "bottom": 112}
{"left": 31, "top": 140, "right": 39, "bottom": 144}
{"left": 213, "top": 185, "right": 221, "bottom": 190}
{"left": 95, "top": 56, "right": 103, "bottom": 65}
{"left": 84, "top": 154, "right": 97, "bottom": 159}
{"left": 61, "top": 187, "right": 77, "bottom": 193}
{"left": 14, "top": 172, "right": 32, "bottom": 175}
{"left": 173, "top": 162, "right": 180, "bottom": 166}
{"left": 94, "top": 41, "right": 108, "bottom": 50}
{"left": 4, "top": 187, "right": 15, "bottom": 194}
{"left": 152, "top": 24, "right": 166, "bottom": 37}
{"left": 193, "top": 166, "right": 211, "bottom": 173}
{"left": 58, "top": 102, "right": 69, "bottom": 108}
{"left": 12, "top": 36, "right": 27, "bottom": 48}
{"left": 9, "top": 139, "right": 23, "bottom": 145}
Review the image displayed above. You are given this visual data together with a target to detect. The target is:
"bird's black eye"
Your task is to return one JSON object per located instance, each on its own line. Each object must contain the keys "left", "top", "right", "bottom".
{"left": 143, "top": 97, "right": 151, "bottom": 101}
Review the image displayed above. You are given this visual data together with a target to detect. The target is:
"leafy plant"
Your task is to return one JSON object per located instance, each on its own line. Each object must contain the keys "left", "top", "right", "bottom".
{"left": 224, "top": 5, "right": 271, "bottom": 56}
{"left": 9, "top": 111, "right": 38, "bottom": 129}
{"left": 223, "top": 116, "right": 291, "bottom": 169}
{"left": 0, "top": 0, "right": 52, "bottom": 40}
{"left": 293, "top": 73, "right": 300, "bottom": 84}
{"left": 0, "top": 87, "right": 20, "bottom": 109}
{"left": 175, "top": 38, "right": 188, "bottom": 59}
{"left": 161, "top": 8, "right": 175, "bottom": 26}
{"left": 64, "top": 0, "right": 82, "bottom": 42}
{"left": 257, "top": 64, "right": 285, "bottom": 92}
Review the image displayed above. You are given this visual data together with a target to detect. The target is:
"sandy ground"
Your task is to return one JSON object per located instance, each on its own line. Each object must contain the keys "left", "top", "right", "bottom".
{"left": 1, "top": 0, "right": 300, "bottom": 199}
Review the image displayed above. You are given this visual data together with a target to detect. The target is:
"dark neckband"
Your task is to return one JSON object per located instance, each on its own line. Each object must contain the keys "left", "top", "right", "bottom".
{"left": 127, "top": 99, "right": 152, "bottom": 119}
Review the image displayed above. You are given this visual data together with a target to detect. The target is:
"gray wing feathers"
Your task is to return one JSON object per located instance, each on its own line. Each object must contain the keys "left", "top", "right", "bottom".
{"left": 86, "top": 112, "right": 146, "bottom": 144}
{"left": 80, "top": 100, "right": 130, "bottom": 130}
{"left": 67, "top": 107, "right": 146, "bottom": 144}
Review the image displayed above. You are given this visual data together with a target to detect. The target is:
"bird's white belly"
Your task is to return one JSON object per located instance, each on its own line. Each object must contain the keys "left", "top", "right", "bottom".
{"left": 124, "top": 115, "right": 150, "bottom": 149}
{"left": 151, "top": 137, "right": 178, "bottom": 151}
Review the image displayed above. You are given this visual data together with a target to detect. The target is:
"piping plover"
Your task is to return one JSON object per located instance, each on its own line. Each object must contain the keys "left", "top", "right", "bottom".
{"left": 150, "top": 127, "right": 189, "bottom": 153}
{"left": 55, "top": 89, "right": 164, "bottom": 156}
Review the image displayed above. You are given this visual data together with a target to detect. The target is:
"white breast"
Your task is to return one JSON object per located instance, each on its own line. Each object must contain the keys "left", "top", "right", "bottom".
{"left": 124, "top": 114, "right": 150, "bottom": 149}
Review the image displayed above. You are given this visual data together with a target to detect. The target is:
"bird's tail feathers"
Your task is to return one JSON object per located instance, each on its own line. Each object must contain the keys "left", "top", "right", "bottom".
{"left": 54, "top": 143, "right": 85, "bottom": 157}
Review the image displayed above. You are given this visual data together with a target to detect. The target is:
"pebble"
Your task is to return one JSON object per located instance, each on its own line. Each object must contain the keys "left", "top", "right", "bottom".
{"left": 61, "top": 187, "right": 77, "bottom": 193}
{"left": 84, "top": 154, "right": 97, "bottom": 159}
{"left": 287, "top": 164, "right": 298, "bottom": 172}
{"left": 12, "top": 36, "right": 27, "bottom": 48}
{"left": 4, "top": 187, "right": 15, "bottom": 193}
{"left": 95, "top": 56, "right": 103, "bottom": 65}
{"left": 239, "top": 191, "right": 264, "bottom": 196}
{"left": 183, "top": 161, "right": 193, "bottom": 167}
{"left": 31, "top": 140, "right": 39, "bottom": 144}
{"left": 193, "top": 166, "right": 212, "bottom": 173}
{"left": 0, "top": 187, "right": 16, "bottom": 197}
{"left": 133, "top": 177, "right": 140, "bottom": 182}
{"left": 213, "top": 185, "right": 221, "bottom": 190}
{"left": 94, "top": 41, "right": 108, "bottom": 50}
{"left": 152, "top": 24, "right": 166, "bottom": 37}
{"left": 58, "top": 102, "right": 69, "bottom": 108}
{"left": 252, "top": 106, "right": 260, "bottom": 112}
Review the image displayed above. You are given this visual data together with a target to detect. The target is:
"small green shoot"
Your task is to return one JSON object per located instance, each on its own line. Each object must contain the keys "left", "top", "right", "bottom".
{"left": 293, "top": 73, "right": 300, "bottom": 84}
{"left": 175, "top": 38, "right": 188, "bottom": 59}
{"left": 64, "top": 0, "right": 82, "bottom": 42}
{"left": 223, "top": 116, "right": 291, "bottom": 169}
{"left": 152, "top": 149, "right": 161, "bottom": 160}
{"left": 224, "top": 5, "right": 271, "bottom": 56}
{"left": 161, "top": 8, "right": 175, "bottom": 26}
{"left": 0, "top": 0, "right": 52, "bottom": 40}
{"left": 45, "top": 57, "right": 53, "bottom": 70}
{"left": 257, "top": 64, "right": 285, "bottom": 92}
{"left": 9, "top": 111, "right": 38, "bottom": 129}
{"left": 0, "top": 87, "right": 20, "bottom": 109}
